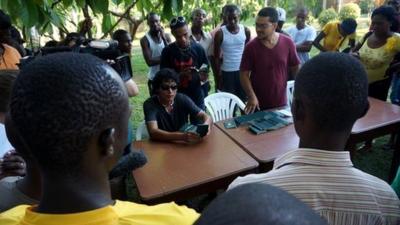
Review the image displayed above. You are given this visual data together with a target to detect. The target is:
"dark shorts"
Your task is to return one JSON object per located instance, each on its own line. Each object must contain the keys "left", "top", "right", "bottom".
{"left": 221, "top": 70, "right": 246, "bottom": 101}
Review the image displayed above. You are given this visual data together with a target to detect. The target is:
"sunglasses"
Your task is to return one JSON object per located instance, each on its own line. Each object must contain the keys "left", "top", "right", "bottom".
{"left": 170, "top": 16, "right": 186, "bottom": 27}
{"left": 160, "top": 84, "right": 178, "bottom": 91}
{"left": 255, "top": 23, "right": 274, "bottom": 29}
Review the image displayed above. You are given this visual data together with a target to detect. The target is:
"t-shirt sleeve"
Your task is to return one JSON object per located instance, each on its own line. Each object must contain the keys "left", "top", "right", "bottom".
{"left": 197, "top": 45, "right": 209, "bottom": 67}
{"left": 322, "top": 22, "right": 332, "bottom": 35}
{"left": 240, "top": 43, "right": 253, "bottom": 71}
{"left": 285, "top": 27, "right": 294, "bottom": 39}
{"left": 287, "top": 38, "right": 300, "bottom": 67}
{"left": 306, "top": 27, "right": 317, "bottom": 42}
{"left": 181, "top": 94, "right": 202, "bottom": 117}
{"left": 143, "top": 99, "right": 158, "bottom": 122}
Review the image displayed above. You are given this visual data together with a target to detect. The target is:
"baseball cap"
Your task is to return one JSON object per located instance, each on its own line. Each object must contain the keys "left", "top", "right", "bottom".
{"left": 277, "top": 7, "right": 286, "bottom": 22}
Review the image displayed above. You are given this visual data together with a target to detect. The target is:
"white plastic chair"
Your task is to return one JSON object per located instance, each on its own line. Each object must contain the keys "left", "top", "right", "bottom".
{"left": 135, "top": 121, "right": 149, "bottom": 141}
{"left": 286, "top": 80, "right": 295, "bottom": 108}
{"left": 204, "top": 92, "right": 245, "bottom": 122}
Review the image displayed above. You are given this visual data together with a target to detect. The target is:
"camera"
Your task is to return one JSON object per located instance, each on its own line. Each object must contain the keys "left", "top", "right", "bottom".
{"left": 19, "top": 40, "right": 133, "bottom": 82}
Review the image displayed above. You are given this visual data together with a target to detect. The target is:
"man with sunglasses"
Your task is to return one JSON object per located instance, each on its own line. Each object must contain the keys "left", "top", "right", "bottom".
{"left": 160, "top": 16, "right": 209, "bottom": 110}
{"left": 144, "top": 68, "right": 211, "bottom": 143}
{"left": 240, "top": 7, "right": 299, "bottom": 114}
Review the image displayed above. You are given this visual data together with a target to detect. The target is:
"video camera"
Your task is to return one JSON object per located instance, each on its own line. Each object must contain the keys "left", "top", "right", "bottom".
{"left": 20, "top": 39, "right": 133, "bottom": 82}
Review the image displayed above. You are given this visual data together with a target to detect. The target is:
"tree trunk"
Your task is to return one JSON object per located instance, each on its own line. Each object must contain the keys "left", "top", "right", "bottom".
{"left": 129, "top": 19, "right": 144, "bottom": 40}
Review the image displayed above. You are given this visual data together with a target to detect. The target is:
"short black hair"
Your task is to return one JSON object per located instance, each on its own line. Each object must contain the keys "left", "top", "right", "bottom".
{"left": 9, "top": 53, "right": 127, "bottom": 177}
{"left": 372, "top": 5, "right": 399, "bottom": 32}
{"left": 112, "top": 29, "right": 129, "bottom": 41}
{"left": 61, "top": 32, "right": 84, "bottom": 46}
{"left": 0, "top": 10, "right": 11, "bottom": 30}
{"left": 44, "top": 40, "right": 59, "bottom": 47}
{"left": 146, "top": 12, "right": 159, "bottom": 21}
{"left": 340, "top": 18, "right": 357, "bottom": 35}
{"left": 257, "top": 7, "right": 279, "bottom": 23}
{"left": 223, "top": 4, "right": 241, "bottom": 15}
{"left": 170, "top": 16, "right": 187, "bottom": 31}
{"left": 152, "top": 68, "right": 179, "bottom": 92}
{"left": 191, "top": 8, "right": 206, "bottom": 19}
{"left": 194, "top": 183, "right": 327, "bottom": 225}
{"left": 0, "top": 70, "right": 17, "bottom": 112}
{"left": 294, "top": 52, "right": 368, "bottom": 131}
{"left": 10, "top": 26, "right": 24, "bottom": 44}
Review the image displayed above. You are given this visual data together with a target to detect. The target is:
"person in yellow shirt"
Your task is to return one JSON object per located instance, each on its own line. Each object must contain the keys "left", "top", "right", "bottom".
{"left": 357, "top": 6, "right": 400, "bottom": 101}
{"left": 0, "top": 52, "right": 199, "bottom": 225}
{"left": 313, "top": 18, "right": 357, "bottom": 52}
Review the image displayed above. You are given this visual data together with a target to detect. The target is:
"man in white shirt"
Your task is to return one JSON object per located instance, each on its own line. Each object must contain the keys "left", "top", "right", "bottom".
{"left": 140, "top": 13, "right": 171, "bottom": 95}
{"left": 214, "top": 4, "right": 251, "bottom": 99}
{"left": 285, "top": 8, "right": 316, "bottom": 65}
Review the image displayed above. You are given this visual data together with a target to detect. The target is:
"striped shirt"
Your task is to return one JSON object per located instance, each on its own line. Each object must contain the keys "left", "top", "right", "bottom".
{"left": 228, "top": 148, "right": 400, "bottom": 225}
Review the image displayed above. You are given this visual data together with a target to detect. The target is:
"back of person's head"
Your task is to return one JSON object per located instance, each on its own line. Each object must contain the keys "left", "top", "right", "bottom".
{"left": 372, "top": 5, "right": 399, "bottom": 32}
{"left": 340, "top": 18, "right": 357, "bottom": 35}
{"left": 0, "top": 70, "right": 18, "bottom": 113}
{"left": 257, "top": 7, "right": 279, "bottom": 23}
{"left": 223, "top": 4, "right": 241, "bottom": 15}
{"left": 9, "top": 52, "right": 129, "bottom": 178}
{"left": 152, "top": 68, "right": 179, "bottom": 92}
{"left": 44, "top": 40, "right": 59, "bottom": 47}
{"left": 112, "top": 29, "right": 129, "bottom": 41}
{"left": 194, "top": 183, "right": 327, "bottom": 225}
{"left": 61, "top": 32, "right": 84, "bottom": 47}
{"left": 294, "top": 52, "right": 368, "bottom": 132}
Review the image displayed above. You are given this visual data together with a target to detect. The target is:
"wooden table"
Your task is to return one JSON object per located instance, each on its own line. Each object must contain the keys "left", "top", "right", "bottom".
{"left": 216, "top": 98, "right": 400, "bottom": 181}
{"left": 132, "top": 125, "right": 259, "bottom": 204}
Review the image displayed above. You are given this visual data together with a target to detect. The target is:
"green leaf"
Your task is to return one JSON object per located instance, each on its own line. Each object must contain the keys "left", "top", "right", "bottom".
{"left": 102, "top": 14, "right": 112, "bottom": 34}
{"left": 20, "top": 0, "right": 39, "bottom": 28}
{"left": 124, "top": 0, "right": 132, "bottom": 7}
{"left": 49, "top": 9, "right": 63, "bottom": 27}
{"left": 136, "top": 0, "right": 143, "bottom": 13}
{"left": 162, "top": 0, "right": 173, "bottom": 19}
{"left": 88, "top": 0, "right": 108, "bottom": 14}
{"left": 62, "top": 0, "right": 74, "bottom": 8}
{"left": 141, "top": 0, "right": 153, "bottom": 11}
{"left": 76, "top": 0, "right": 86, "bottom": 8}
{"left": 112, "top": 0, "right": 124, "bottom": 5}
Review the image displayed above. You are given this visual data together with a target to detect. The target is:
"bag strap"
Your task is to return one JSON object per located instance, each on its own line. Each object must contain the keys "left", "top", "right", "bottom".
{"left": 353, "top": 31, "right": 373, "bottom": 52}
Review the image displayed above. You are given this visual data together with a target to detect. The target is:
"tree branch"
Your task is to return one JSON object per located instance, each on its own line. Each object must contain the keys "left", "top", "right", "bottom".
{"left": 51, "top": 0, "right": 62, "bottom": 9}
{"left": 82, "top": 3, "right": 92, "bottom": 39}
{"left": 101, "top": 0, "right": 138, "bottom": 38}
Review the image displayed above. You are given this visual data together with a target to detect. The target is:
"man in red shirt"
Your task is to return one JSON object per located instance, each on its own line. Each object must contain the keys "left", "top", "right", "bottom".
{"left": 240, "top": 7, "right": 299, "bottom": 114}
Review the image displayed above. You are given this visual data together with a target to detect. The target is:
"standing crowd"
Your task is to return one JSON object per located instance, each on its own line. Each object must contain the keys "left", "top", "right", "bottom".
{"left": 0, "top": 2, "right": 400, "bottom": 225}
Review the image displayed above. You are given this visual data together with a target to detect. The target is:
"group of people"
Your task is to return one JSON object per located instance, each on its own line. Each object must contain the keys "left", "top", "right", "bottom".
{"left": 0, "top": 3, "right": 400, "bottom": 225}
